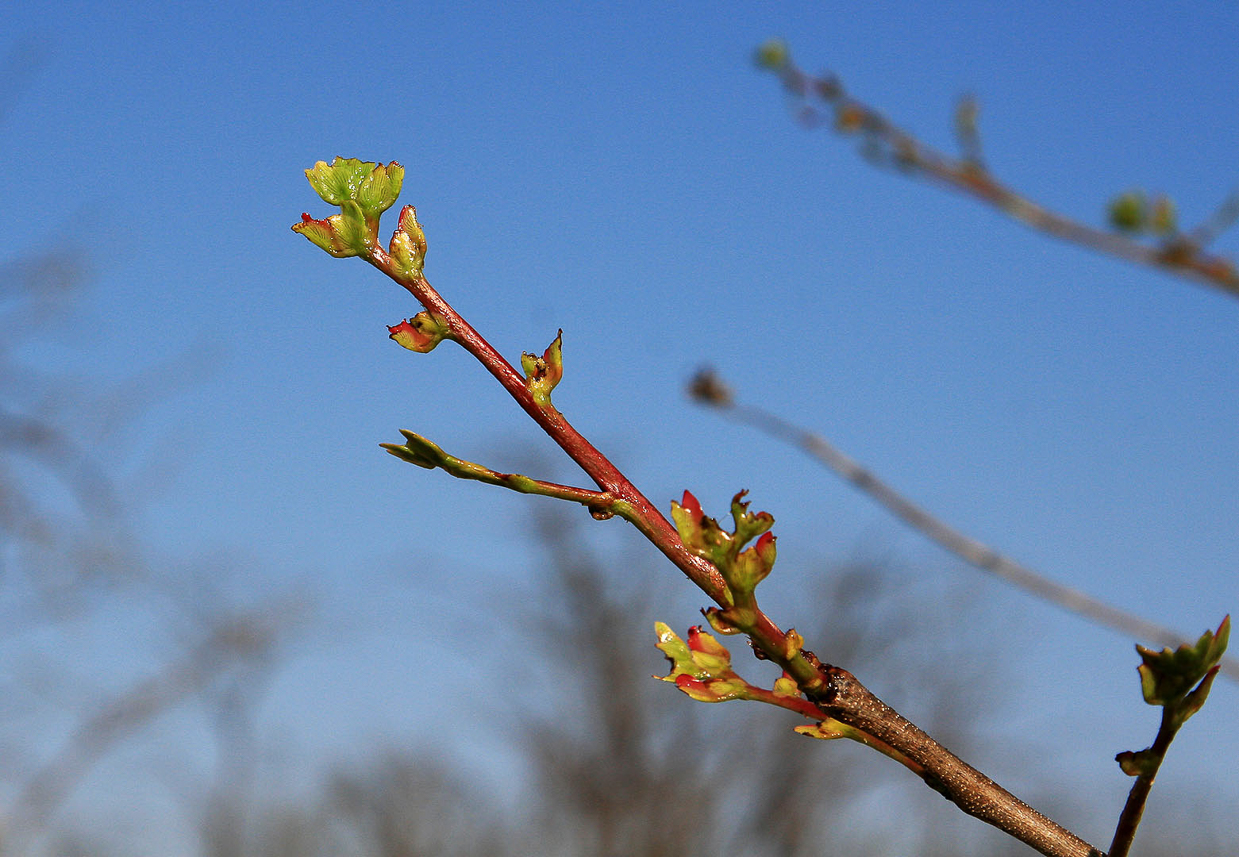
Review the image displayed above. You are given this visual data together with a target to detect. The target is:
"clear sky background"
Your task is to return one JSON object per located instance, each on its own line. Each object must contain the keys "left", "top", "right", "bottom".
{"left": 3, "top": 1, "right": 1237, "bottom": 853}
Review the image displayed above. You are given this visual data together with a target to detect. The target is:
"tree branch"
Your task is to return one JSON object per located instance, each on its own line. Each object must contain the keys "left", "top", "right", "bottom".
{"left": 292, "top": 163, "right": 1105, "bottom": 855}
{"left": 688, "top": 368, "right": 1239, "bottom": 685}
{"left": 758, "top": 42, "right": 1239, "bottom": 301}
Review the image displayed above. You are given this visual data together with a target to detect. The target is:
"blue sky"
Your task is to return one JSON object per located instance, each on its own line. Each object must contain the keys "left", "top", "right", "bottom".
{"left": 4, "top": 1, "right": 1237, "bottom": 851}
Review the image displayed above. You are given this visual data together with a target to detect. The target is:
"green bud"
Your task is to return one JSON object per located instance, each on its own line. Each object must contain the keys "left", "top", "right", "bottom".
{"left": 521, "top": 330, "right": 564, "bottom": 407}
{"left": 1116, "top": 748, "right": 1160, "bottom": 778}
{"left": 754, "top": 39, "right": 789, "bottom": 71}
{"left": 1108, "top": 190, "right": 1147, "bottom": 233}
{"left": 380, "top": 429, "right": 447, "bottom": 469}
{"left": 389, "top": 205, "right": 428, "bottom": 280}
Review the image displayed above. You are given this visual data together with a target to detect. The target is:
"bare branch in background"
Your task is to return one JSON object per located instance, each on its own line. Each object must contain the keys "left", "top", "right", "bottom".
{"left": 688, "top": 367, "right": 1239, "bottom": 684}
{"left": 755, "top": 41, "right": 1239, "bottom": 301}
{"left": 6, "top": 599, "right": 297, "bottom": 847}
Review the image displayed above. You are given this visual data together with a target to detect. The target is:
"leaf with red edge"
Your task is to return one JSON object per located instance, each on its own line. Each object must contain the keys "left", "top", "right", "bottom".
{"left": 388, "top": 311, "right": 448, "bottom": 353}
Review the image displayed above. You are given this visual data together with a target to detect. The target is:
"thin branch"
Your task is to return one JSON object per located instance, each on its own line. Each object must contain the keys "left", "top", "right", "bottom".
{"left": 688, "top": 368, "right": 1239, "bottom": 685}
{"left": 1108, "top": 710, "right": 1175, "bottom": 857}
{"left": 8, "top": 605, "right": 287, "bottom": 840}
{"left": 761, "top": 46, "right": 1239, "bottom": 301}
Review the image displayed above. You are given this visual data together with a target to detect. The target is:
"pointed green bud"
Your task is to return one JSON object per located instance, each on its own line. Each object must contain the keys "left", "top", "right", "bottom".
{"left": 388, "top": 311, "right": 448, "bottom": 353}
{"left": 671, "top": 490, "right": 706, "bottom": 550}
{"left": 1173, "top": 665, "right": 1220, "bottom": 728}
{"left": 521, "top": 330, "right": 564, "bottom": 407}
{"left": 389, "top": 205, "right": 428, "bottom": 280}
{"left": 730, "top": 533, "right": 776, "bottom": 593}
{"left": 380, "top": 429, "right": 448, "bottom": 469}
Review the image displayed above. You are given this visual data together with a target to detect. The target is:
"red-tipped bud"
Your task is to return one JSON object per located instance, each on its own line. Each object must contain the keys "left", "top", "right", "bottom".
{"left": 671, "top": 490, "right": 708, "bottom": 552}
{"left": 682, "top": 490, "right": 702, "bottom": 521}
{"left": 755, "top": 531, "right": 777, "bottom": 567}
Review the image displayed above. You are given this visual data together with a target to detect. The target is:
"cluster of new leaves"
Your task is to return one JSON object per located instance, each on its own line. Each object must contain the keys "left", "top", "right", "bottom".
{"left": 294, "top": 159, "right": 406, "bottom": 258}
{"left": 654, "top": 622, "right": 860, "bottom": 743}
{"left": 670, "top": 491, "right": 778, "bottom": 630}
{"left": 654, "top": 493, "right": 868, "bottom": 741}
{"left": 655, "top": 622, "right": 756, "bottom": 703}
{"left": 1117, "top": 615, "right": 1230, "bottom": 777}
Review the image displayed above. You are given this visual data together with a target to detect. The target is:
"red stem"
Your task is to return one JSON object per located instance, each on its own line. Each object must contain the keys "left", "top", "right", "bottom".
{"left": 369, "top": 249, "right": 728, "bottom": 602}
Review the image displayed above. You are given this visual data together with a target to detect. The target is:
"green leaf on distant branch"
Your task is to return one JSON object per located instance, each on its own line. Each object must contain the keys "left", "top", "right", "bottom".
{"left": 1108, "top": 190, "right": 1147, "bottom": 233}
{"left": 1136, "top": 615, "right": 1229, "bottom": 710}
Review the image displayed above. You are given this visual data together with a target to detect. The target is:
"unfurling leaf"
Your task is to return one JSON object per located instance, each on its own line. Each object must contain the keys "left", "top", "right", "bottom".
{"left": 388, "top": 311, "right": 448, "bottom": 353}
{"left": 305, "top": 157, "right": 403, "bottom": 220}
{"left": 294, "top": 158, "right": 404, "bottom": 258}
{"left": 294, "top": 208, "right": 369, "bottom": 257}
{"left": 1135, "top": 615, "right": 1229, "bottom": 709}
